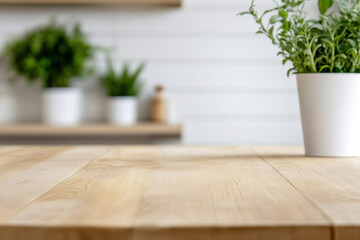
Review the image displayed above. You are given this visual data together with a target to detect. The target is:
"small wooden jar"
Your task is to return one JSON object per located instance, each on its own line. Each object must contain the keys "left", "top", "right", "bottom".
{"left": 151, "top": 85, "right": 167, "bottom": 122}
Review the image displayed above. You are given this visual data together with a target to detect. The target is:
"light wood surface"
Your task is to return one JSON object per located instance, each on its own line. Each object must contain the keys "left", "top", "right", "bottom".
{"left": 0, "top": 146, "right": 109, "bottom": 222}
{"left": 252, "top": 146, "right": 360, "bottom": 240}
{"left": 1, "top": 146, "right": 359, "bottom": 240}
{"left": 0, "top": 123, "right": 181, "bottom": 137}
{"left": 0, "top": 0, "right": 181, "bottom": 5}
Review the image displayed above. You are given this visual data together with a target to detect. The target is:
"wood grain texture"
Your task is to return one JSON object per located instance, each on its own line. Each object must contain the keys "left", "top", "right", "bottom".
{"left": 0, "top": 123, "right": 181, "bottom": 137}
{"left": 0, "top": 146, "right": 330, "bottom": 240}
{"left": 0, "top": 146, "right": 110, "bottom": 222}
{"left": 252, "top": 146, "right": 360, "bottom": 240}
{"left": 0, "top": 146, "right": 67, "bottom": 177}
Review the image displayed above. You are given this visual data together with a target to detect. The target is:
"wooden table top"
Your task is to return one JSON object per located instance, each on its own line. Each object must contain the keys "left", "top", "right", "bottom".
{"left": 0, "top": 146, "right": 359, "bottom": 240}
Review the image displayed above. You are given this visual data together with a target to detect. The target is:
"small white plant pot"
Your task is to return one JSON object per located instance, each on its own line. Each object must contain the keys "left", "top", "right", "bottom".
{"left": 108, "top": 97, "right": 137, "bottom": 125}
{"left": 42, "top": 88, "right": 82, "bottom": 126}
{"left": 0, "top": 93, "right": 16, "bottom": 124}
{"left": 297, "top": 73, "right": 360, "bottom": 157}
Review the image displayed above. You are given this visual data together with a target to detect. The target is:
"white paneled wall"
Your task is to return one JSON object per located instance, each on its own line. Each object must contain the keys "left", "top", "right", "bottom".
{"left": 0, "top": 0, "right": 314, "bottom": 145}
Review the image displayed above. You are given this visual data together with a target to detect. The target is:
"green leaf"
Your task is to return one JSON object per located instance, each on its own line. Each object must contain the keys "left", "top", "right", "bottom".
{"left": 303, "top": 58, "right": 312, "bottom": 66}
{"left": 101, "top": 59, "right": 145, "bottom": 97}
{"left": 346, "top": 48, "right": 358, "bottom": 58}
{"left": 287, "top": 68, "right": 295, "bottom": 77}
{"left": 5, "top": 20, "right": 95, "bottom": 88}
{"left": 269, "top": 26, "right": 274, "bottom": 39}
{"left": 238, "top": 0, "right": 360, "bottom": 74}
{"left": 318, "top": 0, "right": 333, "bottom": 15}
{"left": 278, "top": 10, "right": 288, "bottom": 19}
{"left": 269, "top": 15, "right": 280, "bottom": 24}
{"left": 348, "top": 39, "right": 356, "bottom": 47}
{"left": 319, "top": 65, "right": 331, "bottom": 72}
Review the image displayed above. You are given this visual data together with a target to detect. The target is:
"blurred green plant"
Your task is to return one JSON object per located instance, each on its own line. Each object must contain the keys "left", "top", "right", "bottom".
{"left": 102, "top": 59, "right": 144, "bottom": 97}
{"left": 240, "top": 0, "right": 360, "bottom": 75}
{"left": 5, "top": 20, "right": 95, "bottom": 88}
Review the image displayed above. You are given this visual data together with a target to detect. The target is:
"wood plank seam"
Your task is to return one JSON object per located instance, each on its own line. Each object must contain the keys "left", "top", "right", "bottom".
{"left": 5, "top": 147, "right": 112, "bottom": 222}
{"left": 249, "top": 146, "right": 335, "bottom": 240}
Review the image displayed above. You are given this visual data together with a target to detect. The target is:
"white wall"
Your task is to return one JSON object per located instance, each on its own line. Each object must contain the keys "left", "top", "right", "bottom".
{"left": 0, "top": 0, "right": 316, "bottom": 145}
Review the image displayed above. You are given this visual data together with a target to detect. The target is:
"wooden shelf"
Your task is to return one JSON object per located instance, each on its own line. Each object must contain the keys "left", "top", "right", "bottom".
{"left": 0, "top": 0, "right": 181, "bottom": 6}
{"left": 0, "top": 123, "right": 182, "bottom": 137}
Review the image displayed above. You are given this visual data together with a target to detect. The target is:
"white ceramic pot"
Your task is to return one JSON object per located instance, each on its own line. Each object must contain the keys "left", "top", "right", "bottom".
{"left": 297, "top": 73, "right": 360, "bottom": 157}
{"left": 108, "top": 97, "right": 137, "bottom": 125}
{"left": 0, "top": 92, "right": 16, "bottom": 124}
{"left": 42, "top": 88, "right": 82, "bottom": 126}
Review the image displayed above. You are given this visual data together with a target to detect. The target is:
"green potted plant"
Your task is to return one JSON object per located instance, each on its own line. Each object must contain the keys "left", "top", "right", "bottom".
{"left": 5, "top": 21, "right": 94, "bottom": 126}
{"left": 101, "top": 59, "right": 144, "bottom": 125}
{"left": 241, "top": 0, "right": 360, "bottom": 157}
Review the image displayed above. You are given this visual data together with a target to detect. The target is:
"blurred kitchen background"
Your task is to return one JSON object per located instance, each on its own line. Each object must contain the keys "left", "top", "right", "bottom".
{"left": 0, "top": 0, "right": 318, "bottom": 145}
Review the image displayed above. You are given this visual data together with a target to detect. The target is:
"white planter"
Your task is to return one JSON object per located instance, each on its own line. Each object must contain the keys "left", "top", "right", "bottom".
{"left": 42, "top": 88, "right": 82, "bottom": 126}
{"left": 0, "top": 93, "right": 16, "bottom": 124}
{"left": 297, "top": 73, "right": 360, "bottom": 157}
{"left": 108, "top": 97, "right": 137, "bottom": 125}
